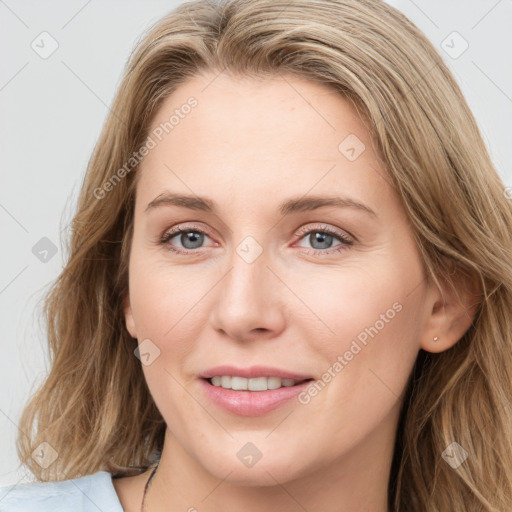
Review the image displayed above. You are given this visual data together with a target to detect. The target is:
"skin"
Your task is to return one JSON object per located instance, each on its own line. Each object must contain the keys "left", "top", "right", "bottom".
{"left": 115, "top": 70, "right": 477, "bottom": 512}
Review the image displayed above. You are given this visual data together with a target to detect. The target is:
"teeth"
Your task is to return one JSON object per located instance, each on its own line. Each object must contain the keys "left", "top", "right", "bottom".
{"left": 208, "top": 376, "right": 304, "bottom": 391}
{"left": 231, "top": 376, "right": 248, "bottom": 390}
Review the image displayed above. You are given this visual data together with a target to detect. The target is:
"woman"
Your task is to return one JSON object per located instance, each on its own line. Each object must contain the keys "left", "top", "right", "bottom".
{"left": 1, "top": 0, "right": 511, "bottom": 510}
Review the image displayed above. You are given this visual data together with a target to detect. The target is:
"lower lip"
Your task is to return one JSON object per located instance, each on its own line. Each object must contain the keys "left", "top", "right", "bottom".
{"left": 199, "top": 378, "right": 313, "bottom": 417}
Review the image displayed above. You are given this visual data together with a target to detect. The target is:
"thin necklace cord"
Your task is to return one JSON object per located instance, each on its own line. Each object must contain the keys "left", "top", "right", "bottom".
{"left": 140, "top": 463, "right": 159, "bottom": 512}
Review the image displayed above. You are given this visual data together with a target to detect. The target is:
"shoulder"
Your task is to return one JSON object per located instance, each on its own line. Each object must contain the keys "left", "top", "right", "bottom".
{"left": 0, "top": 471, "right": 124, "bottom": 512}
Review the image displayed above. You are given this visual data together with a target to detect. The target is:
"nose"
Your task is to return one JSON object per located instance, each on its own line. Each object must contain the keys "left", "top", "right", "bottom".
{"left": 209, "top": 241, "right": 287, "bottom": 342}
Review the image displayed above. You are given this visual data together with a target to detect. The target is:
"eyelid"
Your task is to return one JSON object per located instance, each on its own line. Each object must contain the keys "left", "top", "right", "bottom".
{"left": 160, "top": 222, "right": 216, "bottom": 245}
{"left": 162, "top": 222, "right": 212, "bottom": 237}
{"left": 293, "top": 223, "right": 354, "bottom": 242}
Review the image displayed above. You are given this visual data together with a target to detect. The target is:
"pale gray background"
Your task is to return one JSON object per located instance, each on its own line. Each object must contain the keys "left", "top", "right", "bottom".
{"left": 1, "top": 0, "right": 511, "bottom": 487}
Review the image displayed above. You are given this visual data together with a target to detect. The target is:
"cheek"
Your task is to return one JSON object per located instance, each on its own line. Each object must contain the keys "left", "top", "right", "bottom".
{"left": 291, "top": 259, "right": 422, "bottom": 403}
{"left": 291, "top": 284, "right": 420, "bottom": 464}
{"left": 128, "top": 253, "right": 222, "bottom": 393}
{"left": 128, "top": 250, "right": 211, "bottom": 337}
{"left": 288, "top": 259, "right": 414, "bottom": 348}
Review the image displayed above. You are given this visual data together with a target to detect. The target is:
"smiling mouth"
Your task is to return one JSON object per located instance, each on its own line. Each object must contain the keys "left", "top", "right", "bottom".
{"left": 204, "top": 376, "right": 314, "bottom": 391}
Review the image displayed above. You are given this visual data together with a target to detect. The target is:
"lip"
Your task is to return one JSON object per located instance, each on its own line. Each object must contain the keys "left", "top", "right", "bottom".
{"left": 199, "top": 378, "right": 314, "bottom": 416}
{"left": 199, "top": 365, "right": 314, "bottom": 381}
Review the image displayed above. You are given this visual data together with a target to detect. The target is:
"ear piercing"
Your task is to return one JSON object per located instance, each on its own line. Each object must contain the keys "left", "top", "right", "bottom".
{"left": 433, "top": 336, "right": 439, "bottom": 342}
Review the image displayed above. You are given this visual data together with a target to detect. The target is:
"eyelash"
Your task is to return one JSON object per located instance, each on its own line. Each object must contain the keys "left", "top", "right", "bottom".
{"left": 159, "top": 223, "right": 354, "bottom": 256}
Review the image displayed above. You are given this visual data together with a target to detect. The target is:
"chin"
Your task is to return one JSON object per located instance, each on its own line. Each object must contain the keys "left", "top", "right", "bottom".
{"left": 197, "top": 448, "right": 313, "bottom": 487}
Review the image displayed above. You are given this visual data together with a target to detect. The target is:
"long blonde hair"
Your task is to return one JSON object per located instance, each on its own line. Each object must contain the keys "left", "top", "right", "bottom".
{"left": 17, "top": 0, "right": 512, "bottom": 510}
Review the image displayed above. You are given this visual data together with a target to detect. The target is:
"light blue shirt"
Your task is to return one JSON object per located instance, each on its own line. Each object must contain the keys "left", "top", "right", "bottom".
{"left": 0, "top": 471, "right": 124, "bottom": 511}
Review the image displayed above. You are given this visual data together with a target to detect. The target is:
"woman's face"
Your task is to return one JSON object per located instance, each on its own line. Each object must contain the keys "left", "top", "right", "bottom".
{"left": 124, "top": 71, "right": 434, "bottom": 485}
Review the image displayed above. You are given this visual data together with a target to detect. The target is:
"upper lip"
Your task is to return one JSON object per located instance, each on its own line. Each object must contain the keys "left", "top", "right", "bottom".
{"left": 200, "top": 365, "right": 314, "bottom": 381}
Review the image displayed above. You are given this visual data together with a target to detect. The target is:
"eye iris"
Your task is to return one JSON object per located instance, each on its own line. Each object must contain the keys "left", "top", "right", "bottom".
{"left": 310, "top": 232, "right": 333, "bottom": 250}
{"left": 181, "top": 231, "right": 204, "bottom": 249}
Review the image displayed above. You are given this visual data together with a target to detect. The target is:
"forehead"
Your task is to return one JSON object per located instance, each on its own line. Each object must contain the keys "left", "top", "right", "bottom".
{"left": 135, "top": 71, "right": 393, "bottom": 214}
{"left": 146, "top": 70, "right": 371, "bottom": 151}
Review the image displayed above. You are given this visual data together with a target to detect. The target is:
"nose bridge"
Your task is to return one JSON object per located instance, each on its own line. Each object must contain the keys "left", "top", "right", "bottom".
{"left": 210, "top": 231, "right": 283, "bottom": 337}
{"left": 223, "top": 233, "right": 270, "bottom": 305}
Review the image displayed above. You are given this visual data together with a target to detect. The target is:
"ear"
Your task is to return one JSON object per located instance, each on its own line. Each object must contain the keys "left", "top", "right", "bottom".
{"left": 123, "top": 294, "right": 137, "bottom": 339}
{"left": 420, "top": 268, "right": 481, "bottom": 354}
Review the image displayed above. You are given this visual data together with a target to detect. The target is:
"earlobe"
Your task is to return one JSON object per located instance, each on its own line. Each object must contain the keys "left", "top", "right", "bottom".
{"left": 420, "top": 270, "right": 481, "bottom": 354}
{"left": 123, "top": 295, "right": 137, "bottom": 339}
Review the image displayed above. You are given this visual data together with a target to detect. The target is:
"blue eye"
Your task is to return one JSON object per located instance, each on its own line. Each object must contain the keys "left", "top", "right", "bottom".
{"left": 160, "top": 226, "right": 213, "bottom": 254}
{"left": 160, "top": 223, "right": 353, "bottom": 256}
{"left": 293, "top": 225, "right": 353, "bottom": 255}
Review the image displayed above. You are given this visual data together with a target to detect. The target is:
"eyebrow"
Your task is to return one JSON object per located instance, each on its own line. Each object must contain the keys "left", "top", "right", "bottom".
{"left": 145, "top": 192, "right": 377, "bottom": 218}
